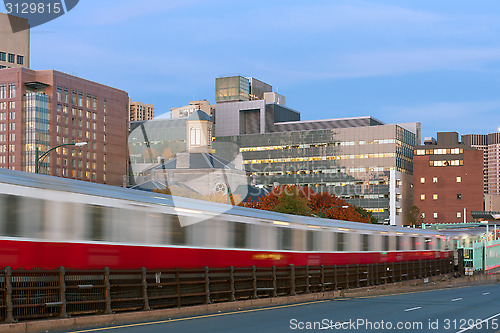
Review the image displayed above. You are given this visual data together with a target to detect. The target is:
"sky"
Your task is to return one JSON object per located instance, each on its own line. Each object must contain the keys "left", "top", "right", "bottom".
{"left": 5, "top": 0, "right": 500, "bottom": 140}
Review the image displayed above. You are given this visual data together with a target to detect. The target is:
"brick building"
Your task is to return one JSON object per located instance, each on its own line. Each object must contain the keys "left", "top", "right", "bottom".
{"left": 413, "top": 132, "right": 483, "bottom": 223}
{"left": 0, "top": 67, "right": 129, "bottom": 186}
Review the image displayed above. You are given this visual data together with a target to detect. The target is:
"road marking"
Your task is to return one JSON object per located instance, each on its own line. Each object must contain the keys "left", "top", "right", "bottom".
{"left": 455, "top": 312, "right": 500, "bottom": 333}
{"left": 483, "top": 292, "right": 490, "bottom": 295}
{"left": 354, "top": 284, "right": 475, "bottom": 300}
{"left": 67, "top": 299, "right": 331, "bottom": 333}
{"left": 404, "top": 307, "right": 421, "bottom": 312}
{"left": 451, "top": 298, "right": 462, "bottom": 302}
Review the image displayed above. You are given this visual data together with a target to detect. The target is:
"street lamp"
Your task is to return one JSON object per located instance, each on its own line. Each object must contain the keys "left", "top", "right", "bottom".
{"left": 35, "top": 142, "right": 88, "bottom": 174}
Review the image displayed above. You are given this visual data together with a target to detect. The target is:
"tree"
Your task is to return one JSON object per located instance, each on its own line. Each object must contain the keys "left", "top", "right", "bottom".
{"left": 407, "top": 205, "right": 423, "bottom": 227}
{"left": 240, "top": 185, "right": 374, "bottom": 223}
{"left": 272, "top": 187, "right": 312, "bottom": 216}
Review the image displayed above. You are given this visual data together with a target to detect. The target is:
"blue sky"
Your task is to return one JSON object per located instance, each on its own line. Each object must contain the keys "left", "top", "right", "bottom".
{"left": 6, "top": 0, "right": 500, "bottom": 139}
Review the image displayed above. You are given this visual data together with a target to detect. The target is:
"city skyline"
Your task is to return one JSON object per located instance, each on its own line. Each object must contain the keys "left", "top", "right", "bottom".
{"left": 4, "top": 0, "right": 500, "bottom": 139}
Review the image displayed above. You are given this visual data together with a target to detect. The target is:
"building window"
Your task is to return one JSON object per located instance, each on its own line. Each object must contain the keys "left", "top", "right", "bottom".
{"left": 78, "top": 93, "right": 83, "bottom": 107}
{"left": 0, "top": 84, "right": 6, "bottom": 99}
{"left": 0, "top": 52, "right": 5, "bottom": 61}
{"left": 433, "top": 177, "right": 438, "bottom": 183}
{"left": 433, "top": 194, "right": 438, "bottom": 200}
{"left": 16, "top": 55, "right": 23, "bottom": 65}
{"left": 420, "top": 194, "right": 425, "bottom": 200}
{"left": 86, "top": 95, "right": 91, "bottom": 108}
{"left": 421, "top": 213, "right": 425, "bottom": 219}
{"left": 457, "top": 193, "right": 462, "bottom": 200}
{"left": 433, "top": 213, "right": 438, "bottom": 219}
{"left": 420, "top": 177, "right": 425, "bottom": 183}
{"left": 456, "top": 176, "right": 462, "bottom": 183}
{"left": 8, "top": 84, "right": 15, "bottom": 98}
{"left": 7, "top": 54, "right": 14, "bottom": 63}
{"left": 457, "top": 212, "right": 462, "bottom": 218}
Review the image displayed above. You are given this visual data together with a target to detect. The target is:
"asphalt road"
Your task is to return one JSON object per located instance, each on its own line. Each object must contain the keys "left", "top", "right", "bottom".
{"left": 67, "top": 284, "right": 500, "bottom": 333}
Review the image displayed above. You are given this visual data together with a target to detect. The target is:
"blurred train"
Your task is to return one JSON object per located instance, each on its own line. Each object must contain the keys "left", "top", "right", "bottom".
{"left": 0, "top": 169, "right": 474, "bottom": 270}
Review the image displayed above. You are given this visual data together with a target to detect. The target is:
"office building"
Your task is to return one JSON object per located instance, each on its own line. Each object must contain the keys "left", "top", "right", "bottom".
{"left": 215, "top": 116, "right": 419, "bottom": 225}
{"left": 129, "top": 99, "right": 154, "bottom": 121}
{"left": 0, "top": 67, "right": 129, "bottom": 186}
{"left": 0, "top": 13, "right": 29, "bottom": 69}
{"left": 413, "top": 132, "right": 483, "bottom": 224}
{"left": 462, "top": 132, "right": 500, "bottom": 195}
{"left": 171, "top": 99, "right": 213, "bottom": 119}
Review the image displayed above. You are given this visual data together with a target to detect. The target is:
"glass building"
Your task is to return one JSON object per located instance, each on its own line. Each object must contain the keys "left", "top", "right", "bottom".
{"left": 214, "top": 118, "right": 419, "bottom": 226}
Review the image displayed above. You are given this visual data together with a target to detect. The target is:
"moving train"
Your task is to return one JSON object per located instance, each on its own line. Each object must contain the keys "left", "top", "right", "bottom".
{"left": 0, "top": 169, "right": 471, "bottom": 270}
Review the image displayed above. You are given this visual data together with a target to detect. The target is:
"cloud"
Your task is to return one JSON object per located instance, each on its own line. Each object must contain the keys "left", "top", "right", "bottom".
{"left": 383, "top": 100, "right": 500, "bottom": 135}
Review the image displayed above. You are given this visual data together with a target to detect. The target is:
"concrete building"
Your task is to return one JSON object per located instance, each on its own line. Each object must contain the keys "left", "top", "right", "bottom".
{"left": 0, "top": 67, "right": 129, "bottom": 186}
{"left": 0, "top": 13, "right": 30, "bottom": 69}
{"left": 170, "top": 99, "right": 213, "bottom": 119}
{"left": 214, "top": 116, "right": 419, "bottom": 225}
{"left": 129, "top": 99, "right": 154, "bottom": 121}
{"left": 462, "top": 132, "right": 500, "bottom": 195}
{"left": 413, "top": 132, "right": 483, "bottom": 224}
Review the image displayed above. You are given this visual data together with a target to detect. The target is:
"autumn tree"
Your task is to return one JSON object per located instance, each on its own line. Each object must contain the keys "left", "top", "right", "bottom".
{"left": 407, "top": 205, "right": 423, "bottom": 227}
{"left": 272, "top": 187, "right": 313, "bottom": 216}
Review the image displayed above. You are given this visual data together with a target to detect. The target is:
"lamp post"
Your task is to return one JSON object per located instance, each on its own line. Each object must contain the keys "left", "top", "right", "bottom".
{"left": 35, "top": 142, "right": 88, "bottom": 174}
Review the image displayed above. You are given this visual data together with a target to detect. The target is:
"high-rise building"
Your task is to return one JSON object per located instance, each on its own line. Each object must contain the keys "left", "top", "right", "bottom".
{"left": 170, "top": 100, "right": 213, "bottom": 119}
{"left": 0, "top": 67, "right": 129, "bottom": 186}
{"left": 413, "top": 132, "right": 483, "bottom": 224}
{"left": 129, "top": 99, "right": 154, "bottom": 121}
{"left": 0, "top": 13, "right": 30, "bottom": 69}
{"left": 462, "top": 132, "right": 500, "bottom": 195}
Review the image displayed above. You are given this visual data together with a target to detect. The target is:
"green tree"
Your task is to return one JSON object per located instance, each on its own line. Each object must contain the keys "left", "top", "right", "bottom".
{"left": 272, "top": 188, "right": 313, "bottom": 216}
{"left": 407, "top": 205, "right": 422, "bottom": 227}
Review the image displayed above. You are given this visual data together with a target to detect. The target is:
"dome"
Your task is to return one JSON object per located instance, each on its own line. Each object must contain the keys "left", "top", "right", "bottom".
{"left": 187, "top": 110, "right": 212, "bottom": 121}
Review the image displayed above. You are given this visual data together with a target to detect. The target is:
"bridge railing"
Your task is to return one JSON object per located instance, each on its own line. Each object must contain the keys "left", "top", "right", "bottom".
{"left": 1, "top": 258, "right": 454, "bottom": 323}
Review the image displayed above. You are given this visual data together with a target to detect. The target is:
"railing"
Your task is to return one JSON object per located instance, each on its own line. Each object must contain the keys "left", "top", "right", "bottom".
{"left": 0, "top": 259, "right": 453, "bottom": 323}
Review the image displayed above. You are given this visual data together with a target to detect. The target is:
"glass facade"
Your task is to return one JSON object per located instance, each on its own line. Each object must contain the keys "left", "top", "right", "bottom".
{"left": 128, "top": 118, "right": 187, "bottom": 184}
{"left": 214, "top": 124, "right": 416, "bottom": 224}
{"left": 215, "top": 76, "right": 250, "bottom": 102}
{"left": 22, "top": 92, "right": 50, "bottom": 173}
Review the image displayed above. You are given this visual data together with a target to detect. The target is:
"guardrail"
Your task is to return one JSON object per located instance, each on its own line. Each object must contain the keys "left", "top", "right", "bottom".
{"left": 1, "top": 259, "right": 453, "bottom": 323}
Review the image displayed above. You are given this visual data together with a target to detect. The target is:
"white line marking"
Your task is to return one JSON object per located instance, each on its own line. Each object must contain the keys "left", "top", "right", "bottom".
{"left": 404, "top": 307, "right": 421, "bottom": 312}
{"left": 451, "top": 298, "right": 462, "bottom": 302}
{"left": 455, "top": 312, "right": 500, "bottom": 333}
{"left": 483, "top": 292, "right": 490, "bottom": 295}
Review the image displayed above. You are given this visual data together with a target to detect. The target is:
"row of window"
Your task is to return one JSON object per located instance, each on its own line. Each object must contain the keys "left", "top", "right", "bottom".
{"left": 0, "top": 53, "right": 23, "bottom": 65}
{"left": 0, "top": 84, "right": 16, "bottom": 99}
{"left": 420, "top": 193, "right": 462, "bottom": 200}
{"left": 421, "top": 212, "right": 462, "bottom": 219}
{"left": 240, "top": 139, "right": 400, "bottom": 152}
{"left": 243, "top": 153, "right": 396, "bottom": 165}
{"left": 56, "top": 88, "right": 107, "bottom": 113}
{"left": 420, "top": 177, "right": 461, "bottom": 183}
{"left": 415, "top": 148, "right": 463, "bottom": 155}
{"left": 430, "top": 160, "right": 463, "bottom": 167}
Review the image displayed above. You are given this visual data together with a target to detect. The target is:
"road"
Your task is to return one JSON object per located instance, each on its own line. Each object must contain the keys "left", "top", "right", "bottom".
{"left": 67, "top": 284, "right": 500, "bottom": 333}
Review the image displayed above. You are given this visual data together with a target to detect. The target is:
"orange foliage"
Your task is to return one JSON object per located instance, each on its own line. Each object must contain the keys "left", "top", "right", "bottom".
{"left": 239, "top": 185, "right": 373, "bottom": 223}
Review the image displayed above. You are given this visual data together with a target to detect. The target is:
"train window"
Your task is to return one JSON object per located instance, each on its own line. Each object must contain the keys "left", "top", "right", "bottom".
{"left": 169, "top": 215, "right": 186, "bottom": 245}
{"left": 361, "top": 234, "right": 370, "bottom": 251}
{"left": 396, "top": 236, "right": 402, "bottom": 251}
{"left": 437, "top": 238, "right": 442, "bottom": 250}
{"left": 382, "top": 236, "right": 389, "bottom": 252}
{"left": 3, "top": 195, "right": 20, "bottom": 237}
{"left": 277, "top": 227, "right": 292, "bottom": 250}
{"left": 337, "top": 233, "right": 345, "bottom": 251}
{"left": 306, "top": 230, "right": 321, "bottom": 251}
{"left": 425, "top": 237, "right": 431, "bottom": 250}
{"left": 86, "top": 205, "right": 106, "bottom": 241}
{"left": 22, "top": 197, "right": 44, "bottom": 238}
{"left": 411, "top": 237, "right": 417, "bottom": 250}
{"left": 233, "top": 222, "right": 247, "bottom": 249}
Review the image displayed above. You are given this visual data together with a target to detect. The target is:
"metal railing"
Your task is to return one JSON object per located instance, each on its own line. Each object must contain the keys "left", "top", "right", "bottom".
{"left": 1, "top": 259, "right": 453, "bottom": 323}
